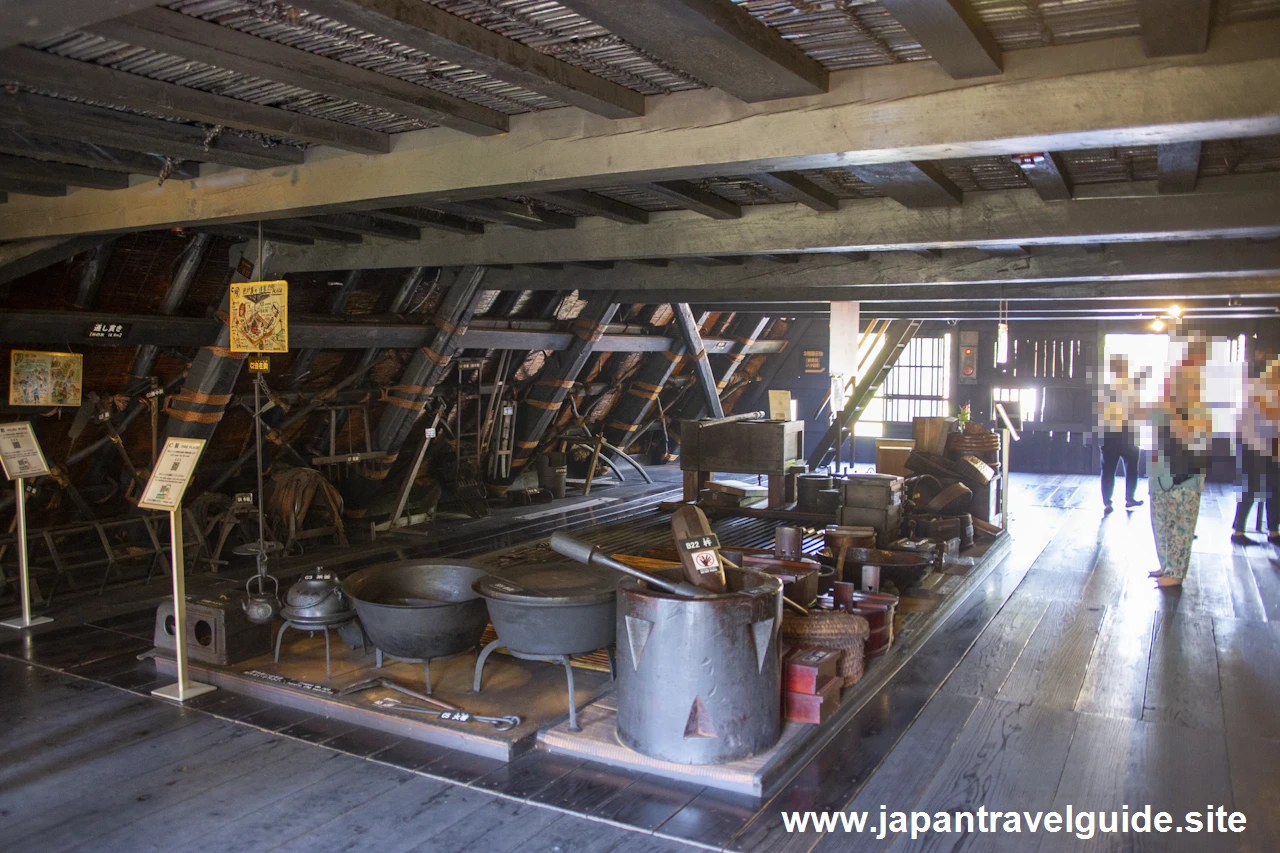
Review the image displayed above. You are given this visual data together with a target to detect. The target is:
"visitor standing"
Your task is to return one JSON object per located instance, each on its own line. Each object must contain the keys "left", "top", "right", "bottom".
{"left": 1232, "top": 356, "right": 1280, "bottom": 545}
{"left": 1098, "top": 354, "right": 1145, "bottom": 512}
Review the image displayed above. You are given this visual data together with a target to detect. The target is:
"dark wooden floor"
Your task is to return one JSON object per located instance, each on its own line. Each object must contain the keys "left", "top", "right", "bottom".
{"left": 1, "top": 474, "right": 1277, "bottom": 853}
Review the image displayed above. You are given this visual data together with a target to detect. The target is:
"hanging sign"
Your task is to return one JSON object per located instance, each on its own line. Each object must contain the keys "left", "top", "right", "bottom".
{"left": 0, "top": 422, "right": 50, "bottom": 480}
{"left": 229, "top": 280, "right": 288, "bottom": 353}
{"left": 138, "top": 437, "right": 206, "bottom": 511}
{"left": 247, "top": 355, "right": 271, "bottom": 374}
{"left": 8, "top": 350, "right": 83, "bottom": 407}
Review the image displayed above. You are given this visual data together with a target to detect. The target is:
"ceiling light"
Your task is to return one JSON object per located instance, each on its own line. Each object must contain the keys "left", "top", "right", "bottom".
{"left": 1168, "top": 304, "right": 1182, "bottom": 319}
{"left": 1150, "top": 318, "right": 1166, "bottom": 332}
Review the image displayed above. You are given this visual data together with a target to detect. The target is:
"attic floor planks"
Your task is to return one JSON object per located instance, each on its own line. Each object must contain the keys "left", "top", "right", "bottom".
{"left": 1, "top": 475, "right": 1278, "bottom": 852}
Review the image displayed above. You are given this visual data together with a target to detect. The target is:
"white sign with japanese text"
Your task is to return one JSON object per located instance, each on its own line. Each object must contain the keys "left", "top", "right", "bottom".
{"left": 138, "top": 438, "right": 206, "bottom": 511}
{"left": 0, "top": 422, "right": 50, "bottom": 480}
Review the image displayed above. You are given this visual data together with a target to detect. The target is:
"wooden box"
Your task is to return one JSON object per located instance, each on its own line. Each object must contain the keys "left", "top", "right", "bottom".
{"left": 783, "top": 647, "right": 841, "bottom": 694}
{"left": 680, "top": 419, "right": 805, "bottom": 476}
{"left": 875, "top": 439, "right": 915, "bottom": 478}
{"left": 841, "top": 474, "right": 903, "bottom": 509}
{"left": 784, "top": 674, "right": 841, "bottom": 724}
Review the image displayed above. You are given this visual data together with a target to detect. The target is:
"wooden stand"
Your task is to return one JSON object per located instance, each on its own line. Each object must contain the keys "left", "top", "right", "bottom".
{"left": 152, "top": 508, "right": 216, "bottom": 702}
{"left": 680, "top": 420, "right": 805, "bottom": 510}
{"left": 0, "top": 478, "right": 52, "bottom": 630}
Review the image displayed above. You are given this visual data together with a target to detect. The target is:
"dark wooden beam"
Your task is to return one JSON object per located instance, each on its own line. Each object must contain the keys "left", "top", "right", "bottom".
{"left": 645, "top": 181, "right": 742, "bottom": 220}
{"left": 573, "top": 260, "right": 615, "bottom": 270}
{"left": 690, "top": 256, "right": 745, "bottom": 266}
{"left": 0, "top": 236, "right": 106, "bottom": 285}
{"left": 304, "top": 213, "right": 421, "bottom": 242}
{"left": 529, "top": 190, "right": 649, "bottom": 225}
{"left": 748, "top": 171, "right": 839, "bottom": 212}
{"left": 0, "top": 153, "right": 129, "bottom": 191}
{"left": 846, "top": 161, "right": 963, "bottom": 207}
{"left": 1016, "top": 152, "right": 1073, "bottom": 202}
{"left": 880, "top": 0, "right": 1001, "bottom": 78}
{"left": 68, "top": 242, "right": 115, "bottom": 310}
{"left": 264, "top": 220, "right": 364, "bottom": 245}
{"left": 630, "top": 258, "right": 670, "bottom": 268}
{"left": 295, "top": 0, "right": 644, "bottom": 119}
{"left": 1157, "top": 141, "right": 1202, "bottom": 194}
{"left": 672, "top": 303, "right": 724, "bottom": 419}
{"left": 91, "top": 8, "right": 508, "bottom": 137}
{"left": 204, "top": 224, "right": 315, "bottom": 246}
{"left": 441, "top": 199, "right": 575, "bottom": 231}
{"left": 0, "top": 176, "right": 66, "bottom": 197}
{"left": 0, "top": 92, "right": 304, "bottom": 171}
{"left": 0, "top": 48, "right": 390, "bottom": 154}
{"left": 374, "top": 207, "right": 484, "bottom": 235}
{"left": 763, "top": 254, "right": 800, "bottom": 264}
{"left": 0, "top": 130, "right": 199, "bottom": 179}
{"left": 982, "top": 245, "right": 1029, "bottom": 258}
{"left": 1139, "top": 0, "right": 1214, "bottom": 57}
{"left": 557, "top": 0, "right": 827, "bottom": 102}
{"left": 0, "top": 1, "right": 164, "bottom": 50}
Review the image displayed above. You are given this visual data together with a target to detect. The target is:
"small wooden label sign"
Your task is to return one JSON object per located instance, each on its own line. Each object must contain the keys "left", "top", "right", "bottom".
{"left": 248, "top": 355, "right": 271, "bottom": 374}
{"left": 138, "top": 437, "right": 206, "bottom": 511}
{"left": 0, "top": 422, "right": 50, "bottom": 480}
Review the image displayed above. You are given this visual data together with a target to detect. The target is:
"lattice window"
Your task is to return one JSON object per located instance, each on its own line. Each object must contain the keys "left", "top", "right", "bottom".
{"left": 855, "top": 335, "right": 952, "bottom": 437}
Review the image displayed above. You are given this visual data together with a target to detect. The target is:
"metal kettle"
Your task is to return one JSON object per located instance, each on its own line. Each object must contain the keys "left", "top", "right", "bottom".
{"left": 281, "top": 568, "right": 350, "bottom": 622}
{"left": 242, "top": 574, "right": 280, "bottom": 625}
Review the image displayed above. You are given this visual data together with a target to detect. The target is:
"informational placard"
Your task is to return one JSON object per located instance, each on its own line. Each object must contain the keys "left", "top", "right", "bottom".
{"left": 8, "top": 350, "right": 83, "bottom": 407}
{"left": 247, "top": 354, "right": 271, "bottom": 374}
{"left": 138, "top": 437, "right": 206, "bottom": 511}
{"left": 229, "top": 280, "right": 288, "bottom": 353}
{"left": 86, "top": 322, "right": 131, "bottom": 340}
{"left": 0, "top": 422, "right": 50, "bottom": 480}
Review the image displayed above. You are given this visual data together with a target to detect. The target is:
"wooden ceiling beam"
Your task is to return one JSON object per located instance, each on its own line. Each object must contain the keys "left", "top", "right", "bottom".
{"left": 0, "top": 130, "right": 199, "bottom": 179}
{"left": 529, "top": 190, "right": 649, "bottom": 225}
{"left": 1157, "top": 141, "right": 1202, "bottom": 194}
{"left": 257, "top": 220, "right": 364, "bottom": 244}
{"left": 295, "top": 0, "right": 643, "bottom": 119}
{"left": 0, "top": 176, "right": 67, "bottom": 197}
{"left": 440, "top": 200, "right": 575, "bottom": 231}
{"left": 266, "top": 177, "right": 1280, "bottom": 271}
{"left": 0, "top": 92, "right": 303, "bottom": 171}
{"left": 373, "top": 207, "right": 484, "bottom": 235}
{"left": 644, "top": 181, "right": 742, "bottom": 219}
{"left": 5, "top": 23, "right": 1279, "bottom": 240}
{"left": 846, "top": 162, "right": 964, "bottom": 208}
{"left": 880, "top": 0, "right": 1001, "bottom": 78}
{"left": 558, "top": 0, "right": 827, "bottom": 102}
{"left": 0, "top": 1, "right": 164, "bottom": 50}
{"left": 90, "top": 8, "right": 507, "bottom": 137}
{"left": 0, "top": 154, "right": 130, "bottom": 191}
{"left": 748, "top": 172, "right": 839, "bottom": 211}
{"left": 202, "top": 224, "right": 315, "bottom": 246}
{"left": 0, "top": 48, "right": 389, "bottom": 154}
{"left": 1016, "top": 152, "right": 1073, "bottom": 202}
{"left": 304, "top": 213, "right": 421, "bottom": 242}
{"left": 1139, "top": 0, "right": 1214, "bottom": 57}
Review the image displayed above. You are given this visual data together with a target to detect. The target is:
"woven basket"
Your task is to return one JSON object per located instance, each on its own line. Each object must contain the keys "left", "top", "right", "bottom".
{"left": 782, "top": 611, "right": 870, "bottom": 687}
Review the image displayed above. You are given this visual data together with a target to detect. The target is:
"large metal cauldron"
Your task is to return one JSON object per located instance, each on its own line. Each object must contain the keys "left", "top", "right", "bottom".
{"left": 342, "top": 561, "right": 489, "bottom": 661}
{"left": 617, "top": 567, "right": 783, "bottom": 765}
{"left": 473, "top": 564, "right": 616, "bottom": 655}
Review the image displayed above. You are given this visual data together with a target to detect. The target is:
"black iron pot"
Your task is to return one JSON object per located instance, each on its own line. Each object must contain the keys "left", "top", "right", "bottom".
{"left": 342, "top": 561, "right": 490, "bottom": 660}
{"left": 281, "top": 569, "right": 352, "bottom": 624}
{"left": 473, "top": 564, "right": 617, "bottom": 656}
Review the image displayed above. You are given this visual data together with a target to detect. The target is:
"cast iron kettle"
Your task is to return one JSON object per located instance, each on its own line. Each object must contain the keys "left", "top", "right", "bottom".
{"left": 242, "top": 574, "right": 281, "bottom": 625}
{"left": 281, "top": 568, "right": 351, "bottom": 623}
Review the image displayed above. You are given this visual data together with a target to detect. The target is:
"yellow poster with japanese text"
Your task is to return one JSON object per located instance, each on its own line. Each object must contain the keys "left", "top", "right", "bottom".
{"left": 229, "top": 280, "right": 288, "bottom": 353}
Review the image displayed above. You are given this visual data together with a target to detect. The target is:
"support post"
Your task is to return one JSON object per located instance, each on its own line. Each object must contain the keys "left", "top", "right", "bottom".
{"left": 507, "top": 295, "right": 620, "bottom": 478}
{"left": 151, "top": 508, "right": 215, "bottom": 702}
{"left": 672, "top": 303, "right": 725, "bottom": 420}
{"left": 127, "top": 232, "right": 212, "bottom": 394}
{"left": 0, "top": 478, "right": 52, "bottom": 629}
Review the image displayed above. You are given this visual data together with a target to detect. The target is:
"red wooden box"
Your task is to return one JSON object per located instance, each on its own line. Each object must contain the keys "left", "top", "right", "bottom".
{"left": 783, "top": 647, "right": 841, "bottom": 694}
{"left": 784, "top": 674, "right": 841, "bottom": 724}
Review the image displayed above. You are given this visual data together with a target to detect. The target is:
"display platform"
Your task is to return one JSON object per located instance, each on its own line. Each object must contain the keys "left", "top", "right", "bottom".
{"left": 153, "top": 629, "right": 613, "bottom": 761}
{"left": 539, "top": 529, "right": 1012, "bottom": 797}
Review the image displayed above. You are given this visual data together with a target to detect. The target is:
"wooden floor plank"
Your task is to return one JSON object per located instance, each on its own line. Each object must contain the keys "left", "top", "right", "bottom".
{"left": 1244, "top": 547, "right": 1280, "bottom": 621}
{"left": 1222, "top": 552, "right": 1268, "bottom": 622}
{"left": 1212, "top": 616, "right": 1280, "bottom": 741}
{"left": 471, "top": 750, "right": 585, "bottom": 799}
{"left": 1038, "top": 714, "right": 1235, "bottom": 853}
{"left": 887, "top": 699, "right": 1078, "bottom": 853}
{"left": 405, "top": 797, "right": 564, "bottom": 853}
{"left": 812, "top": 692, "right": 982, "bottom": 852}
{"left": 592, "top": 772, "right": 706, "bottom": 832}
{"left": 653, "top": 786, "right": 761, "bottom": 851}
{"left": 940, "top": 596, "right": 1049, "bottom": 699}
{"left": 519, "top": 813, "right": 636, "bottom": 853}
{"left": 995, "top": 601, "right": 1105, "bottom": 710}
{"left": 531, "top": 759, "right": 642, "bottom": 814}
{"left": 1225, "top": 732, "right": 1280, "bottom": 853}
{"left": 1074, "top": 603, "right": 1156, "bottom": 720}
{"left": 271, "top": 774, "right": 489, "bottom": 853}
{"left": 1142, "top": 609, "right": 1225, "bottom": 731}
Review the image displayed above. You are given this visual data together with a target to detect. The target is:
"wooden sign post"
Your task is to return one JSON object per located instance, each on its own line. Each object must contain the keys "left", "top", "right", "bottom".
{"left": 0, "top": 422, "right": 53, "bottom": 630}
{"left": 139, "top": 436, "right": 215, "bottom": 702}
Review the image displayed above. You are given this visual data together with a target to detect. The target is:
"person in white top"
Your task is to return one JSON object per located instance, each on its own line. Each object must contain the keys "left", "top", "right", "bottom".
{"left": 1232, "top": 355, "right": 1280, "bottom": 545}
{"left": 1098, "top": 355, "right": 1145, "bottom": 512}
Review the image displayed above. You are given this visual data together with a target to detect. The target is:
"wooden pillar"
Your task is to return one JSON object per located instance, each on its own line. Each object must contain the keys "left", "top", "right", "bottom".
{"left": 507, "top": 294, "right": 620, "bottom": 478}
{"left": 127, "top": 232, "right": 212, "bottom": 394}
{"left": 672, "top": 302, "right": 725, "bottom": 420}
